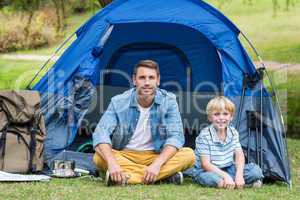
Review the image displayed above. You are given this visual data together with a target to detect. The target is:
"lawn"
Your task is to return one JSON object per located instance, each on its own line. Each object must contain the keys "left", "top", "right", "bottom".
{"left": 207, "top": 0, "right": 300, "bottom": 63}
{"left": 0, "top": 59, "right": 42, "bottom": 89}
{"left": 0, "top": 138, "right": 299, "bottom": 200}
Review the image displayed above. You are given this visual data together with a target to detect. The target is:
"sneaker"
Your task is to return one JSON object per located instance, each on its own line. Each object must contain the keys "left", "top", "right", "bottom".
{"left": 104, "top": 170, "right": 113, "bottom": 186}
{"left": 252, "top": 180, "right": 263, "bottom": 188}
{"left": 104, "top": 171, "right": 129, "bottom": 186}
{"left": 162, "top": 172, "right": 184, "bottom": 185}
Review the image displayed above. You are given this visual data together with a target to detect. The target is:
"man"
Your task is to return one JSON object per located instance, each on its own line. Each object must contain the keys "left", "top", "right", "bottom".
{"left": 93, "top": 59, "right": 195, "bottom": 186}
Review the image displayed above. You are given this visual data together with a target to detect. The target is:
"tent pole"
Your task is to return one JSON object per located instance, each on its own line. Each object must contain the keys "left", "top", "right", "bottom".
{"left": 258, "top": 68, "right": 265, "bottom": 169}
{"left": 236, "top": 74, "right": 248, "bottom": 130}
{"left": 26, "top": 32, "right": 77, "bottom": 90}
{"left": 255, "top": 126, "right": 259, "bottom": 166}
{"left": 246, "top": 111, "right": 253, "bottom": 164}
{"left": 240, "top": 31, "right": 292, "bottom": 188}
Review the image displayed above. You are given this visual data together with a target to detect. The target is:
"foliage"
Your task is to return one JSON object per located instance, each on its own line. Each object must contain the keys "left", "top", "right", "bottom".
{"left": 214, "top": 0, "right": 297, "bottom": 11}
{"left": 0, "top": 10, "right": 60, "bottom": 53}
{"left": 9, "top": 0, "right": 45, "bottom": 37}
{"left": 0, "top": 0, "right": 105, "bottom": 53}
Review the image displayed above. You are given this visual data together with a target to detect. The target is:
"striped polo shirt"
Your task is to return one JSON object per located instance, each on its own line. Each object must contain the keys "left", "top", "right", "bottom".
{"left": 194, "top": 124, "right": 242, "bottom": 169}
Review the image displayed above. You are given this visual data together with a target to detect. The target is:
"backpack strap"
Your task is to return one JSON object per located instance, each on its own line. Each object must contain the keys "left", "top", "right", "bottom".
{"left": 27, "top": 111, "right": 42, "bottom": 173}
{"left": 0, "top": 123, "right": 9, "bottom": 170}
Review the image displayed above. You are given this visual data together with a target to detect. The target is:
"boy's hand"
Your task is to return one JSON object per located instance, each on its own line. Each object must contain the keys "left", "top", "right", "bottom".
{"left": 235, "top": 174, "right": 245, "bottom": 189}
{"left": 223, "top": 174, "right": 235, "bottom": 189}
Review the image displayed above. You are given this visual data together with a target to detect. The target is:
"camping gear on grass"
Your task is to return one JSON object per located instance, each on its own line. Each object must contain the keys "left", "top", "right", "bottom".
{"left": 27, "top": 0, "right": 291, "bottom": 186}
{"left": 51, "top": 159, "right": 77, "bottom": 178}
{"left": 0, "top": 90, "right": 46, "bottom": 173}
{"left": 0, "top": 171, "right": 51, "bottom": 182}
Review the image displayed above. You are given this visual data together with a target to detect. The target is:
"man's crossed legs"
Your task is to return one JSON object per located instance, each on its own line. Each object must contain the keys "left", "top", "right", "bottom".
{"left": 94, "top": 147, "right": 195, "bottom": 185}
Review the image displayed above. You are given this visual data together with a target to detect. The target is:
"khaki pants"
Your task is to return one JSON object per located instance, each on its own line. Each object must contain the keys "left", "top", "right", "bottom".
{"left": 93, "top": 147, "right": 195, "bottom": 184}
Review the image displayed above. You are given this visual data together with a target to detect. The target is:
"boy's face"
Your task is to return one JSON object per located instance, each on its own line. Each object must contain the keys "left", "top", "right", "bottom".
{"left": 208, "top": 109, "right": 233, "bottom": 131}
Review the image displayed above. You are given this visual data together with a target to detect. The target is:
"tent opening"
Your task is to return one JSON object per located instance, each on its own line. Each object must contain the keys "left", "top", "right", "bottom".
{"left": 76, "top": 22, "right": 225, "bottom": 150}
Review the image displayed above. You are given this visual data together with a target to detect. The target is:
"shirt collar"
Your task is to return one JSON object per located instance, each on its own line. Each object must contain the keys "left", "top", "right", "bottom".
{"left": 130, "top": 87, "right": 162, "bottom": 107}
{"left": 209, "top": 124, "right": 234, "bottom": 144}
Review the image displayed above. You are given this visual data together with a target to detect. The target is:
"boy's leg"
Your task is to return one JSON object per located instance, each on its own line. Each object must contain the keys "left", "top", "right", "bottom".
{"left": 223, "top": 163, "right": 264, "bottom": 184}
{"left": 243, "top": 163, "right": 264, "bottom": 184}
{"left": 192, "top": 169, "right": 224, "bottom": 188}
{"left": 93, "top": 150, "right": 147, "bottom": 184}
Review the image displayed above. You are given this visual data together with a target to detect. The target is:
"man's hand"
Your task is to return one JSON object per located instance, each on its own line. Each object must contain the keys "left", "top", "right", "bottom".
{"left": 107, "top": 162, "right": 127, "bottom": 185}
{"left": 235, "top": 174, "right": 245, "bottom": 189}
{"left": 223, "top": 174, "right": 235, "bottom": 190}
{"left": 143, "top": 163, "right": 161, "bottom": 184}
{"left": 96, "top": 144, "right": 128, "bottom": 185}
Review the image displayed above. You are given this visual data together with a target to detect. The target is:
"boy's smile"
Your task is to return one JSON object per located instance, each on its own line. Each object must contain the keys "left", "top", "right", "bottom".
{"left": 208, "top": 110, "right": 233, "bottom": 131}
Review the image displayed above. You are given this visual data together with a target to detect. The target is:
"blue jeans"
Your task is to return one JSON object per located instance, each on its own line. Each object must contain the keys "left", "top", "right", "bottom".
{"left": 192, "top": 163, "right": 264, "bottom": 187}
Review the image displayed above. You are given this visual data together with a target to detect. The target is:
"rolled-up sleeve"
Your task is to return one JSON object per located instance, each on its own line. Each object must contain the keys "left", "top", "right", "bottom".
{"left": 163, "top": 96, "right": 184, "bottom": 149}
{"left": 195, "top": 134, "right": 210, "bottom": 156}
{"left": 92, "top": 101, "right": 118, "bottom": 149}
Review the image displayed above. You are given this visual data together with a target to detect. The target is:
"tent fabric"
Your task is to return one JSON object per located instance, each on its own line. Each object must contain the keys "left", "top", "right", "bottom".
{"left": 230, "top": 96, "right": 290, "bottom": 183}
{"left": 34, "top": 0, "right": 256, "bottom": 97}
{"left": 32, "top": 0, "right": 290, "bottom": 184}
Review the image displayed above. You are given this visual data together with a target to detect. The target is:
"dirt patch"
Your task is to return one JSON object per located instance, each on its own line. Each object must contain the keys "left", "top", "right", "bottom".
{"left": 254, "top": 61, "right": 300, "bottom": 72}
{"left": 0, "top": 54, "right": 58, "bottom": 61}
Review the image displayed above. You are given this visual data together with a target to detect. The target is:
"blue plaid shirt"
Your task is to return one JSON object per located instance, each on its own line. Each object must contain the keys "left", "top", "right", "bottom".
{"left": 92, "top": 88, "right": 184, "bottom": 152}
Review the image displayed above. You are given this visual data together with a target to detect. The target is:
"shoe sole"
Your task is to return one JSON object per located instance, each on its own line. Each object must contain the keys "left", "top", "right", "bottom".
{"left": 105, "top": 171, "right": 110, "bottom": 186}
{"left": 178, "top": 172, "right": 184, "bottom": 185}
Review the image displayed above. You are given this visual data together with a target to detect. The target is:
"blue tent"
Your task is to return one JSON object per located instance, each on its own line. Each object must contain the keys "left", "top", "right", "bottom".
{"left": 31, "top": 0, "right": 290, "bottom": 185}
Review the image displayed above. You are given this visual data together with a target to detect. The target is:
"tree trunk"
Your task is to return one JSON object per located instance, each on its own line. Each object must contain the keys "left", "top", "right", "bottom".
{"left": 52, "top": 0, "right": 62, "bottom": 33}
{"left": 60, "top": 0, "right": 67, "bottom": 29}
{"left": 24, "top": 11, "right": 34, "bottom": 38}
{"left": 272, "top": 0, "right": 279, "bottom": 17}
{"left": 97, "top": 0, "right": 112, "bottom": 8}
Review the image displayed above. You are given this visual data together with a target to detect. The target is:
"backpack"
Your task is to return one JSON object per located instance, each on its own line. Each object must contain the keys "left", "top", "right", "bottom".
{"left": 0, "top": 90, "right": 46, "bottom": 173}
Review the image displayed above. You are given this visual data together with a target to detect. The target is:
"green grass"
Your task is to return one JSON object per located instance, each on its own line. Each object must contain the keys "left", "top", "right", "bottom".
{"left": 264, "top": 69, "right": 300, "bottom": 138}
{"left": 0, "top": 138, "right": 299, "bottom": 200}
{"left": 206, "top": 0, "right": 300, "bottom": 63}
{"left": 0, "top": 59, "right": 43, "bottom": 89}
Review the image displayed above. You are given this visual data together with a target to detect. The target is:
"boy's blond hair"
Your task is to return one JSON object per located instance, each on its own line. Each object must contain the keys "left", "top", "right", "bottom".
{"left": 206, "top": 96, "right": 235, "bottom": 117}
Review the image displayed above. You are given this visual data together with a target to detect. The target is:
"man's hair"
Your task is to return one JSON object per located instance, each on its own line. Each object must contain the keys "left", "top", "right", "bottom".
{"left": 133, "top": 60, "right": 160, "bottom": 76}
{"left": 206, "top": 96, "right": 236, "bottom": 117}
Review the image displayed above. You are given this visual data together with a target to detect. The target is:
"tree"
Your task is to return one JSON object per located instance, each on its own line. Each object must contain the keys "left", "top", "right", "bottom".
{"left": 52, "top": 0, "right": 67, "bottom": 33}
{"left": 97, "top": 0, "right": 112, "bottom": 8}
{"left": 10, "top": 0, "right": 44, "bottom": 37}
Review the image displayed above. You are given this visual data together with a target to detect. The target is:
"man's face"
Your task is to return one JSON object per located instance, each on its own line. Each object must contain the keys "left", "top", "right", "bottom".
{"left": 133, "top": 67, "right": 160, "bottom": 98}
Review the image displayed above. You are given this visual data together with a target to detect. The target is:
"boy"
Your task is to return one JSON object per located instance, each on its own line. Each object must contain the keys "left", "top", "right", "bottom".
{"left": 192, "top": 96, "right": 263, "bottom": 189}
